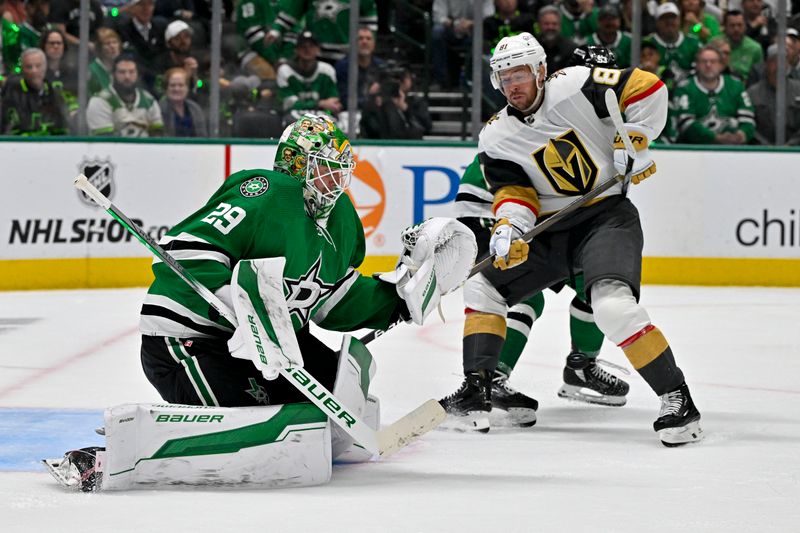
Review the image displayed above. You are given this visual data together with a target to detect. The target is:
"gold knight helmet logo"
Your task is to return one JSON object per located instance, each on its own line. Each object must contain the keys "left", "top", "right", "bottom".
{"left": 533, "top": 130, "right": 598, "bottom": 195}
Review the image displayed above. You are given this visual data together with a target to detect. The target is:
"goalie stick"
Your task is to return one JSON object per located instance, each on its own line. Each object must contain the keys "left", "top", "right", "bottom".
{"left": 360, "top": 89, "right": 636, "bottom": 344}
{"left": 74, "top": 174, "right": 445, "bottom": 458}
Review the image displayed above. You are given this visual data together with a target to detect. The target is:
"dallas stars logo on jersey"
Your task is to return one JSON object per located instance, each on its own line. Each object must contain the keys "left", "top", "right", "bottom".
{"left": 283, "top": 255, "right": 336, "bottom": 324}
{"left": 532, "top": 130, "right": 599, "bottom": 196}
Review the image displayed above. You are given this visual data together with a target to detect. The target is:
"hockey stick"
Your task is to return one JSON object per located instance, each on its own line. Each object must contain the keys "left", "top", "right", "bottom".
{"left": 360, "top": 91, "right": 635, "bottom": 345}
{"left": 604, "top": 88, "right": 637, "bottom": 196}
{"left": 74, "top": 174, "right": 445, "bottom": 458}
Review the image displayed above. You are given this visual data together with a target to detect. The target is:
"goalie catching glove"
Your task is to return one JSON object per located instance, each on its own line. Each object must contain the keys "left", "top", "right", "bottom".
{"left": 379, "top": 218, "right": 477, "bottom": 325}
{"left": 490, "top": 218, "right": 529, "bottom": 270}
{"left": 613, "top": 128, "right": 656, "bottom": 184}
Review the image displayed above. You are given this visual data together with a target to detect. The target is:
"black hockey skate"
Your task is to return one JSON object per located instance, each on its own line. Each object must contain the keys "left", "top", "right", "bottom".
{"left": 653, "top": 382, "right": 703, "bottom": 447}
{"left": 439, "top": 370, "right": 492, "bottom": 433}
{"left": 42, "top": 446, "right": 104, "bottom": 492}
{"left": 558, "top": 351, "right": 630, "bottom": 406}
{"left": 491, "top": 372, "right": 538, "bottom": 427}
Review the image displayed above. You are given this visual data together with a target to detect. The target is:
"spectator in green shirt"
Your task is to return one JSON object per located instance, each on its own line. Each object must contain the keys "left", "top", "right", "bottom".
{"left": 679, "top": 0, "right": 720, "bottom": 43}
{"left": 673, "top": 44, "right": 755, "bottom": 144}
{"left": 723, "top": 9, "right": 763, "bottom": 84}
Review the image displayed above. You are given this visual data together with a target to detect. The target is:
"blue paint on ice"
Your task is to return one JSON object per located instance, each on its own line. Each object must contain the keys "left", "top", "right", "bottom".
{"left": 0, "top": 408, "right": 104, "bottom": 472}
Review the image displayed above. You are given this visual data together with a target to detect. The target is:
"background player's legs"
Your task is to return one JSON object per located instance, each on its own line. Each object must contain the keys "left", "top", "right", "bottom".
{"left": 492, "top": 293, "right": 543, "bottom": 427}
{"left": 558, "top": 275, "right": 630, "bottom": 406}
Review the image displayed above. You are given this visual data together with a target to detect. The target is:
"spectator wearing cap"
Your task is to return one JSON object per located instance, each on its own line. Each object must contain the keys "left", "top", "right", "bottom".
{"left": 586, "top": 4, "right": 632, "bottom": 67}
{"left": 89, "top": 27, "right": 122, "bottom": 95}
{"left": 159, "top": 67, "right": 207, "bottom": 137}
{"left": 115, "top": 0, "right": 167, "bottom": 94}
{"left": 722, "top": 10, "right": 763, "bottom": 84}
{"left": 639, "top": 40, "right": 678, "bottom": 142}
{"left": 747, "top": 42, "right": 800, "bottom": 144}
{"left": 644, "top": 2, "right": 701, "bottom": 85}
{"left": 334, "top": 26, "right": 384, "bottom": 108}
{"left": 536, "top": 5, "right": 577, "bottom": 73}
{"left": 276, "top": 30, "right": 341, "bottom": 127}
{"left": 483, "top": 0, "right": 534, "bottom": 54}
{"left": 679, "top": 0, "right": 720, "bottom": 43}
{"left": 153, "top": 19, "right": 202, "bottom": 98}
{"left": 154, "top": 0, "right": 207, "bottom": 46}
{"left": 1, "top": 47, "right": 69, "bottom": 135}
{"left": 49, "top": 0, "right": 105, "bottom": 50}
{"left": 673, "top": 44, "right": 755, "bottom": 144}
{"left": 86, "top": 54, "right": 164, "bottom": 137}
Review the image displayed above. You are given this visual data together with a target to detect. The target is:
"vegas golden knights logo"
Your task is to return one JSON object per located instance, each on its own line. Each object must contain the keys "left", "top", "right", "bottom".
{"left": 532, "top": 130, "right": 598, "bottom": 196}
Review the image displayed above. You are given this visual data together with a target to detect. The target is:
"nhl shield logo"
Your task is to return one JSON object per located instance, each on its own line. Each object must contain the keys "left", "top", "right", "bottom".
{"left": 77, "top": 158, "right": 115, "bottom": 207}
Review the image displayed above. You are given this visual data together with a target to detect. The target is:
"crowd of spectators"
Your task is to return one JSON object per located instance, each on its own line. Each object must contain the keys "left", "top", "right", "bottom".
{"left": 0, "top": 0, "right": 799, "bottom": 144}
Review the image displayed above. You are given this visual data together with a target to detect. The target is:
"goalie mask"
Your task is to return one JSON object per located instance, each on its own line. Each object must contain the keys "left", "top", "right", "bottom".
{"left": 274, "top": 114, "right": 356, "bottom": 222}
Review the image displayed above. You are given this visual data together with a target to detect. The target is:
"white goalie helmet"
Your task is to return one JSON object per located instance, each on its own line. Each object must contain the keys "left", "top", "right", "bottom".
{"left": 489, "top": 32, "right": 547, "bottom": 91}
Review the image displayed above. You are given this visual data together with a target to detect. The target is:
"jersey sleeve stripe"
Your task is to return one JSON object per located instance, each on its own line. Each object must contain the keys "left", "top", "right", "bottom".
{"left": 619, "top": 69, "right": 665, "bottom": 111}
{"left": 140, "top": 304, "right": 233, "bottom": 338}
{"left": 492, "top": 185, "right": 541, "bottom": 217}
{"left": 310, "top": 268, "right": 360, "bottom": 324}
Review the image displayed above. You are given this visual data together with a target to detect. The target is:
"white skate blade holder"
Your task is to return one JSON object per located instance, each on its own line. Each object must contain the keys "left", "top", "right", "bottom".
{"left": 558, "top": 384, "right": 627, "bottom": 407}
{"left": 658, "top": 419, "right": 704, "bottom": 447}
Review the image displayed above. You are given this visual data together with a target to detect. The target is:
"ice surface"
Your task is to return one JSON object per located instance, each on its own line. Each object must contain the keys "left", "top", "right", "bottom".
{"left": 1, "top": 285, "right": 799, "bottom": 532}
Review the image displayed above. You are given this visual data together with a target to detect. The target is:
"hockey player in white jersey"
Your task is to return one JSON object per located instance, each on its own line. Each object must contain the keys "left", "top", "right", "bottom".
{"left": 440, "top": 32, "right": 703, "bottom": 446}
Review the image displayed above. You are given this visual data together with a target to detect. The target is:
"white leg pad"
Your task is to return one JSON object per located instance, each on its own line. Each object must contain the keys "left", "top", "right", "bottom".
{"left": 100, "top": 403, "right": 332, "bottom": 490}
{"left": 462, "top": 274, "right": 508, "bottom": 315}
{"left": 330, "top": 335, "right": 377, "bottom": 461}
{"left": 590, "top": 279, "right": 651, "bottom": 344}
{"left": 333, "top": 395, "right": 381, "bottom": 463}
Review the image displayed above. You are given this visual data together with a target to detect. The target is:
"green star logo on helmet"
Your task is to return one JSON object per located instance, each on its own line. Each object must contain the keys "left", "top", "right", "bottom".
{"left": 240, "top": 176, "right": 269, "bottom": 197}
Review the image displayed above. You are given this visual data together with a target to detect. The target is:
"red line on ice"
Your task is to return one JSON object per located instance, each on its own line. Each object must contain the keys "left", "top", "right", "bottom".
{"left": 0, "top": 326, "right": 138, "bottom": 400}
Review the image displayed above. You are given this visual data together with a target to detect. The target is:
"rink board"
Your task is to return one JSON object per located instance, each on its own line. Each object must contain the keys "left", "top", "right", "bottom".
{"left": 1, "top": 140, "right": 799, "bottom": 289}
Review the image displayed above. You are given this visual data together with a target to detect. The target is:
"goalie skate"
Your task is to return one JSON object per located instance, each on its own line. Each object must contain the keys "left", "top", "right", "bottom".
{"left": 439, "top": 371, "right": 491, "bottom": 433}
{"left": 558, "top": 352, "right": 629, "bottom": 406}
{"left": 654, "top": 382, "right": 703, "bottom": 447}
{"left": 490, "top": 372, "right": 537, "bottom": 427}
{"left": 42, "top": 447, "right": 104, "bottom": 492}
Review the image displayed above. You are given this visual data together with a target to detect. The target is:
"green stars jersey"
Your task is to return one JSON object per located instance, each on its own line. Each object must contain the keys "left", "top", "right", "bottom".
{"left": 453, "top": 154, "right": 493, "bottom": 228}
{"left": 586, "top": 31, "right": 632, "bottom": 68}
{"left": 558, "top": 5, "right": 597, "bottom": 42}
{"left": 644, "top": 33, "right": 701, "bottom": 82}
{"left": 673, "top": 74, "right": 755, "bottom": 143}
{"left": 140, "top": 169, "right": 401, "bottom": 339}
{"left": 236, "top": 0, "right": 297, "bottom": 66}
{"left": 86, "top": 85, "right": 164, "bottom": 137}
{"left": 276, "top": 60, "right": 339, "bottom": 117}
{"left": 271, "top": 0, "right": 378, "bottom": 63}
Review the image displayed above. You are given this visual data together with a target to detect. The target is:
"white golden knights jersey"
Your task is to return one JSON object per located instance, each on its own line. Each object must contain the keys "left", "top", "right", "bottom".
{"left": 478, "top": 65, "right": 667, "bottom": 221}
